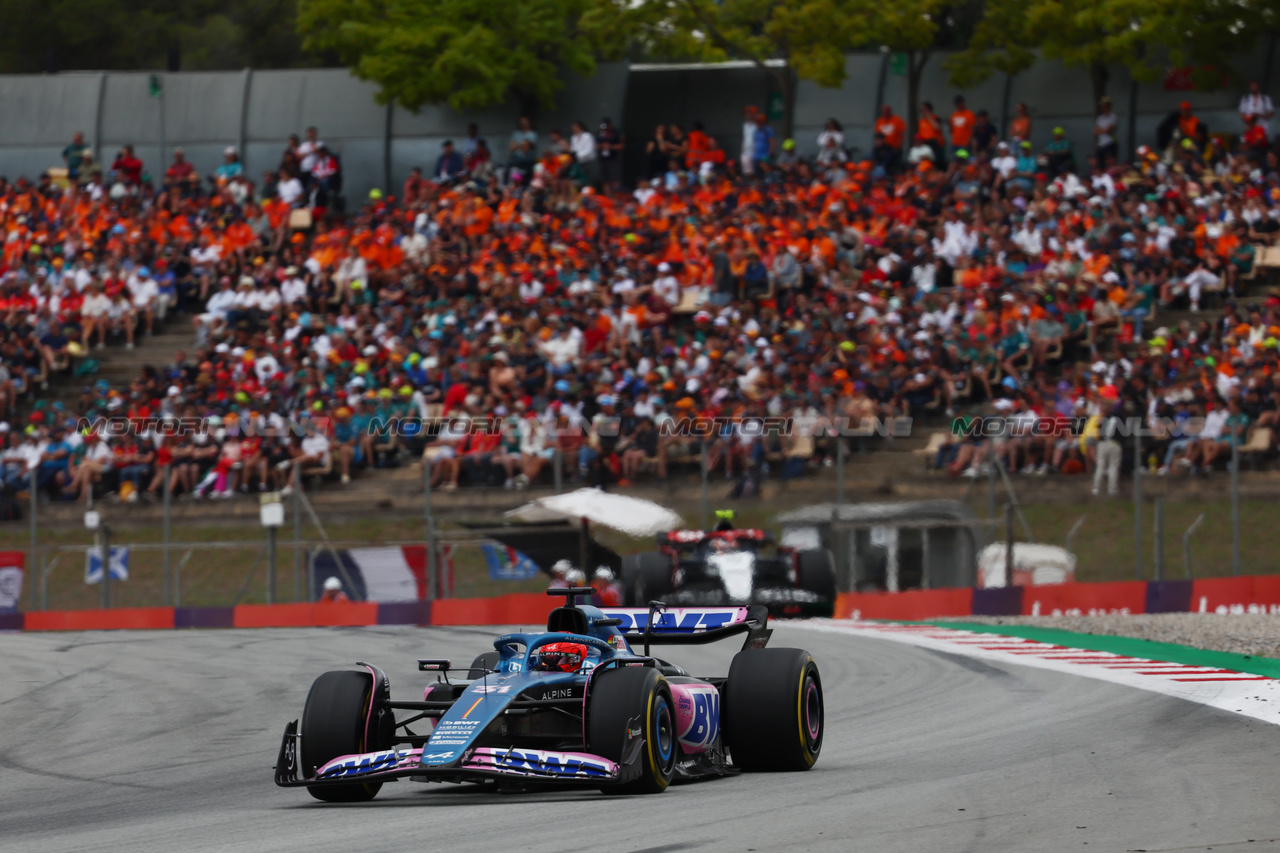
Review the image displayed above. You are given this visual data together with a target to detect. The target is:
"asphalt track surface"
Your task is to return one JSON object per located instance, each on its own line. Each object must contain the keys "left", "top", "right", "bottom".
{"left": 3, "top": 624, "right": 1280, "bottom": 853}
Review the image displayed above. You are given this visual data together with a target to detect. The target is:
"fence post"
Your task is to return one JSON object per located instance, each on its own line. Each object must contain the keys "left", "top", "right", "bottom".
{"left": 1004, "top": 503, "right": 1015, "bottom": 588}
{"left": 700, "top": 443, "right": 710, "bottom": 530}
{"left": 1153, "top": 496, "right": 1165, "bottom": 582}
{"left": 1133, "top": 428, "right": 1142, "bottom": 581}
{"left": 266, "top": 525, "right": 277, "bottom": 605}
{"left": 1231, "top": 439, "right": 1241, "bottom": 576}
{"left": 27, "top": 471, "right": 36, "bottom": 612}
{"left": 100, "top": 525, "right": 111, "bottom": 609}
{"left": 1064, "top": 516, "right": 1086, "bottom": 554}
{"left": 836, "top": 435, "right": 846, "bottom": 507}
{"left": 1183, "top": 513, "right": 1205, "bottom": 579}
{"left": 986, "top": 448, "right": 996, "bottom": 519}
{"left": 424, "top": 455, "right": 436, "bottom": 603}
{"left": 292, "top": 461, "right": 302, "bottom": 600}
{"left": 554, "top": 446, "right": 563, "bottom": 495}
{"left": 162, "top": 464, "right": 172, "bottom": 607}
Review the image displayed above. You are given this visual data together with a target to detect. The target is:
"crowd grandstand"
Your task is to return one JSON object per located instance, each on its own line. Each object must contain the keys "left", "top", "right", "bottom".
{"left": 4, "top": 87, "right": 1280, "bottom": 507}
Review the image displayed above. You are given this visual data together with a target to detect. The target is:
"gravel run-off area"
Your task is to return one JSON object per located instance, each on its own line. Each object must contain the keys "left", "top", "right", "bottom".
{"left": 947, "top": 613, "right": 1280, "bottom": 660}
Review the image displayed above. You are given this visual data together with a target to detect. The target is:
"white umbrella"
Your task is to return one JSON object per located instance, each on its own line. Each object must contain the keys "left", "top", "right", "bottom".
{"left": 505, "top": 487, "right": 683, "bottom": 538}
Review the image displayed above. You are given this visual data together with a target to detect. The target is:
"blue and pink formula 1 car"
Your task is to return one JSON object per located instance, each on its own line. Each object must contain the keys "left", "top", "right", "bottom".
{"left": 274, "top": 587, "right": 824, "bottom": 800}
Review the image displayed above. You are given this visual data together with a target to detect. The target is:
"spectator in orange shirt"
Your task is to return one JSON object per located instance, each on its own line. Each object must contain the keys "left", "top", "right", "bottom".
{"left": 949, "top": 95, "right": 976, "bottom": 159}
{"left": 916, "top": 102, "right": 945, "bottom": 165}
{"left": 685, "top": 122, "right": 710, "bottom": 170}
{"left": 1009, "top": 102, "right": 1032, "bottom": 143}
{"left": 874, "top": 106, "right": 906, "bottom": 151}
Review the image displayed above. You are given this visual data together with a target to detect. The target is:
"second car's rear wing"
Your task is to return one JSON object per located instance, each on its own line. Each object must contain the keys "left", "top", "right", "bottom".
{"left": 599, "top": 604, "right": 772, "bottom": 652}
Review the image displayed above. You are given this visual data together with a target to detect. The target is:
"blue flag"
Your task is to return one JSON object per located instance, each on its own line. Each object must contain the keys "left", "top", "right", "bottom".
{"left": 481, "top": 543, "right": 540, "bottom": 581}
{"left": 85, "top": 547, "right": 130, "bottom": 584}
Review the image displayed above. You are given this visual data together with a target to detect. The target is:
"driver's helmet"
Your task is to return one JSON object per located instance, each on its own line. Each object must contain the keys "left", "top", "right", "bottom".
{"left": 713, "top": 509, "right": 735, "bottom": 532}
{"left": 535, "top": 642, "right": 589, "bottom": 673}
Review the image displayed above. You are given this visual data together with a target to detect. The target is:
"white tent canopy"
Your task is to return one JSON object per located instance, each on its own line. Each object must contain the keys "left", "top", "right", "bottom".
{"left": 504, "top": 488, "right": 683, "bottom": 538}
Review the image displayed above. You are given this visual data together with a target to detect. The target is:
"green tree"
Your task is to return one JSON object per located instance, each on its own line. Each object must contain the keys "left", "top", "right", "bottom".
{"left": 631, "top": 0, "right": 856, "bottom": 138}
{"left": 848, "top": 0, "right": 947, "bottom": 152}
{"left": 947, "top": 0, "right": 1278, "bottom": 114}
{"left": 297, "top": 0, "right": 628, "bottom": 116}
{"left": 0, "top": 0, "right": 309, "bottom": 74}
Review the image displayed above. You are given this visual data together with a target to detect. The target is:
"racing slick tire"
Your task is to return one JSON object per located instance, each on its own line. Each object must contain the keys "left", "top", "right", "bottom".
{"left": 796, "top": 549, "right": 837, "bottom": 602}
{"left": 588, "top": 666, "right": 678, "bottom": 794}
{"left": 467, "top": 651, "right": 500, "bottom": 680}
{"left": 723, "top": 648, "right": 823, "bottom": 772}
{"left": 301, "top": 670, "right": 387, "bottom": 802}
{"left": 621, "top": 552, "right": 673, "bottom": 607}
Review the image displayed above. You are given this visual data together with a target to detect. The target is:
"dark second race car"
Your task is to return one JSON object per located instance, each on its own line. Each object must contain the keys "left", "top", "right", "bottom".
{"left": 274, "top": 588, "right": 823, "bottom": 800}
{"left": 621, "top": 513, "right": 837, "bottom": 617}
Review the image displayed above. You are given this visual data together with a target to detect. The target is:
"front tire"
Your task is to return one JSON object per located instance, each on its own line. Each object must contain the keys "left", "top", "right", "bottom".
{"left": 621, "top": 552, "right": 673, "bottom": 606}
{"left": 301, "top": 670, "right": 385, "bottom": 802}
{"left": 797, "top": 549, "right": 837, "bottom": 602}
{"left": 467, "top": 651, "right": 500, "bottom": 680}
{"left": 723, "top": 648, "right": 823, "bottom": 771}
{"left": 588, "top": 666, "right": 677, "bottom": 794}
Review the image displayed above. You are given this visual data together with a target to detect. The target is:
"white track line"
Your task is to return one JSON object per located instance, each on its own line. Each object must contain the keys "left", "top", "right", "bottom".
{"left": 794, "top": 620, "right": 1280, "bottom": 726}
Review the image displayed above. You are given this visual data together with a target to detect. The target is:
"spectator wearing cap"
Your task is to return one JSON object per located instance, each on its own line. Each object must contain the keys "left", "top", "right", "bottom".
{"left": 129, "top": 266, "right": 161, "bottom": 335}
{"left": 1044, "top": 126, "right": 1076, "bottom": 174}
{"left": 776, "top": 138, "right": 801, "bottom": 171}
{"left": 319, "top": 576, "right": 349, "bottom": 603}
{"left": 216, "top": 147, "right": 244, "bottom": 185}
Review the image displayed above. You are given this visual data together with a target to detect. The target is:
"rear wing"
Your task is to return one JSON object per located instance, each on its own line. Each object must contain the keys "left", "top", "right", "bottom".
{"left": 599, "top": 605, "right": 772, "bottom": 651}
{"left": 658, "top": 529, "right": 772, "bottom": 550}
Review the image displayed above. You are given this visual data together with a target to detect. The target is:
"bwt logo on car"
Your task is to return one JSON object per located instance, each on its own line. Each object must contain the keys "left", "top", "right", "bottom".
{"left": 679, "top": 690, "right": 721, "bottom": 747}
{"left": 318, "top": 748, "right": 409, "bottom": 778}
{"left": 610, "top": 609, "right": 741, "bottom": 632}
{"left": 491, "top": 749, "right": 613, "bottom": 778}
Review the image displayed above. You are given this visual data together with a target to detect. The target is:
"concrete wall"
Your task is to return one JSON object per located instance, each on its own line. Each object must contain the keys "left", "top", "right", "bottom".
{"left": 0, "top": 47, "right": 1273, "bottom": 200}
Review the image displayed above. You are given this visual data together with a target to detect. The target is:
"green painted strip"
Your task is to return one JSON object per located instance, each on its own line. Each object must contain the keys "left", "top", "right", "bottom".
{"left": 917, "top": 621, "right": 1280, "bottom": 680}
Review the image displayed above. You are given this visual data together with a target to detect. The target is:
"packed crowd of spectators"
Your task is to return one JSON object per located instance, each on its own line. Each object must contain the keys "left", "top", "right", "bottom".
{"left": 4, "top": 81, "right": 1280, "bottom": 505}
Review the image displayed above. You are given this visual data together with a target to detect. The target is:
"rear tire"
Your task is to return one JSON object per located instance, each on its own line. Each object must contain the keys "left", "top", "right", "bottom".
{"left": 301, "top": 670, "right": 385, "bottom": 802}
{"left": 588, "top": 666, "right": 677, "bottom": 794}
{"left": 797, "top": 549, "right": 837, "bottom": 602}
{"left": 467, "top": 651, "right": 500, "bottom": 680}
{"left": 621, "top": 552, "right": 673, "bottom": 607}
{"left": 723, "top": 648, "right": 823, "bottom": 772}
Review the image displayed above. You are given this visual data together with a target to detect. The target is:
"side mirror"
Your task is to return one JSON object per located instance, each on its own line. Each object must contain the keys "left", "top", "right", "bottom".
{"left": 418, "top": 659, "right": 452, "bottom": 672}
